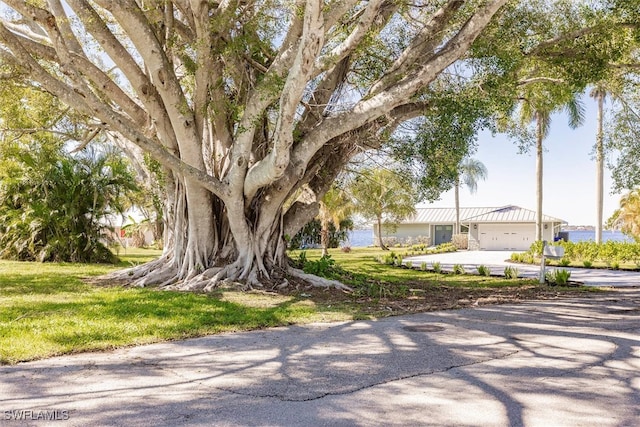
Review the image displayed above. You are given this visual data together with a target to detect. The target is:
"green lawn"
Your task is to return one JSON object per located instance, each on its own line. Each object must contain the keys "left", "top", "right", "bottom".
{"left": 0, "top": 249, "right": 343, "bottom": 364}
{"left": 290, "top": 247, "right": 533, "bottom": 287}
{"left": 0, "top": 247, "right": 590, "bottom": 364}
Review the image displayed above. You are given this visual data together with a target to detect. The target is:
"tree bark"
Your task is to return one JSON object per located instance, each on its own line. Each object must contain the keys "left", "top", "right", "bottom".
{"left": 376, "top": 215, "right": 388, "bottom": 250}
{"left": 535, "top": 112, "right": 544, "bottom": 242}
{"left": 455, "top": 179, "right": 461, "bottom": 234}
{"left": 320, "top": 217, "right": 330, "bottom": 257}
{"left": 595, "top": 92, "right": 605, "bottom": 244}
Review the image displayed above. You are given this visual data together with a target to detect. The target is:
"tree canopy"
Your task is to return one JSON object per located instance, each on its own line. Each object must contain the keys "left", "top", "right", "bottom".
{"left": 350, "top": 168, "right": 417, "bottom": 250}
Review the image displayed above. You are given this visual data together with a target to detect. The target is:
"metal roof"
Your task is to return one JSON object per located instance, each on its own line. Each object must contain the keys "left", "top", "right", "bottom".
{"left": 403, "top": 205, "right": 565, "bottom": 224}
{"left": 462, "top": 205, "right": 565, "bottom": 223}
{"left": 403, "top": 207, "right": 495, "bottom": 224}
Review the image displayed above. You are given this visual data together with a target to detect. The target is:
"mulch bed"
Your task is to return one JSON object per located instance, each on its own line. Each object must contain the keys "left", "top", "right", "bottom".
{"left": 275, "top": 278, "right": 597, "bottom": 317}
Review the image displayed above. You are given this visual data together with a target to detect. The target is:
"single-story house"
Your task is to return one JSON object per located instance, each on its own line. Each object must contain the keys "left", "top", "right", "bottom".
{"left": 376, "top": 205, "right": 566, "bottom": 251}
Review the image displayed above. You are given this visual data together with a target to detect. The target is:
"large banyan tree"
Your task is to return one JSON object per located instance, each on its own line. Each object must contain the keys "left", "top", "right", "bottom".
{"left": 1, "top": 0, "right": 625, "bottom": 289}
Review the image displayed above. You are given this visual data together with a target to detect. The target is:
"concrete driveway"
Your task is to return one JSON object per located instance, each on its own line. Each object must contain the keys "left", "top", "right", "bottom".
{"left": 407, "top": 251, "right": 640, "bottom": 287}
{"left": 1, "top": 289, "right": 639, "bottom": 426}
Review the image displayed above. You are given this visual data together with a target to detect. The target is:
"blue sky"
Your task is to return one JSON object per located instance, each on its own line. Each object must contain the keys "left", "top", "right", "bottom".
{"left": 423, "top": 94, "right": 623, "bottom": 226}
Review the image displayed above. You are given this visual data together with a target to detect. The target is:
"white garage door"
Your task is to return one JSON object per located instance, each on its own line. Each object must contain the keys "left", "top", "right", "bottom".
{"left": 478, "top": 224, "right": 535, "bottom": 251}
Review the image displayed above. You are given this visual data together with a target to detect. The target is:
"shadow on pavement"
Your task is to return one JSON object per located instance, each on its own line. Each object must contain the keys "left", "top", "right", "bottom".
{"left": 1, "top": 290, "right": 639, "bottom": 426}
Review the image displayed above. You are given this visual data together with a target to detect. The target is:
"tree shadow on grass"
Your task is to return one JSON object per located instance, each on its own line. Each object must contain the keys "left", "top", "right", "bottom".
{"left": 0, "top": 289, "right": 323, "bottom": 364}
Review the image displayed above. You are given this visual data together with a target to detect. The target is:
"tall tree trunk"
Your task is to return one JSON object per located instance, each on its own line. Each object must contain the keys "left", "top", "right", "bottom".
{"left": 595, "top": 92, "right": 605, "bottom": 244}
{"left": 454, "top": 179, "right": 461, "bottom": 234}
{"left": 377, "top": 215, "right": 388, "bottom": 250}
{"left": 535, "top": 112, "right": 544, "bottom": 242}
{"left": 320, "top": 217, "right": 329, "bottom": 257}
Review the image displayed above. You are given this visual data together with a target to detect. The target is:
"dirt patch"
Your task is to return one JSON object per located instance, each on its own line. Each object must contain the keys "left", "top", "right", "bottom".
{"left": 273, "top": 278, "right": 597, "bottom": 317}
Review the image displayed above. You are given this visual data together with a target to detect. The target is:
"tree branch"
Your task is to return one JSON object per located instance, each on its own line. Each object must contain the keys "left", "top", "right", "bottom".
{"left": 0, "top": 21, "right": 226, "bottom": 199}
{"left": 314, "top": 0, "right": 391, "bottom": 74}
{"left": 243, "top": 0, "right": 326, "bottom": 201}
{"left": 517, "top": 77, "right": 566, "bottom": 86}
{"left": 369, "top": 0, "right": 465, "bottom": 95}
{"left": 94, "top": 0, "right": 201, "bottom": 166}
{"left": 294, "top": 0, "right": 508, "bottom": 171}
{"left": 66, "top": 0, "right": 178, "bottom": 152}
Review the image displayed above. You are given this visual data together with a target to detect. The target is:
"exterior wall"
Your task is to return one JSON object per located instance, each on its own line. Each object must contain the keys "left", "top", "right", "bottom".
{"left": 375, "top": 223, "right": 431, "bottom": 245}
{"left": 468, "top": 224, "right": 480, "bottom": 250}
{"left": 386, "top": 223, "right": 430, "bottom": 240}
{"left": 542, "top": 222, "right": 561, "bottom": 243}
{"left": 376, "top": 220, "right": 563, "bottom": 250}
{"left": 467, "top": 221, "right": 560, "bottom": 251}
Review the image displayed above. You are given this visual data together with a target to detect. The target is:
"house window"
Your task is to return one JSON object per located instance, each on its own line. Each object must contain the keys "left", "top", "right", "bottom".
{"left": 461, "top": 225, "right": 469, "bottom": 233}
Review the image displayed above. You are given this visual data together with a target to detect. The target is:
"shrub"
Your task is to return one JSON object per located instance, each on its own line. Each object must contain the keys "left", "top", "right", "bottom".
{"left": 295, "top": 251, "right": 308, "bottom": 267}
{"left": 611, "top": 261, "right": 620, "bottom": 270}
{"left": 413, "top": 236, "right": 431, "bottom": 246}
{"left": 432, "top": 261, "right": 442, "bottom": 274}
{"left": 420, "top": 262, "right": 427, "bottom": 271}
{"left": 519, "top": 240, "right": 640, "bottom": 268}
{"left": 546, "top": 269, "right": 571, "bottom": 285}
{"left": 504, "top": 266, "right": 519, "bottom": 279}
{"left": 555, "top": 269, "right": 571, "bottom": 285}
{"left": 0, "top": 149, "right": 134, "bottom": 264}
{"left": 451, "top": 234, "right": 468, "bottom": 250}
{"left": 453, "top": 264, "right": 465, "bottom": 274}
{"left": 477, "top": 265, "right": 491, "bottom": 276}
{"left": 405, "top": 261, "right": 413, "bottom": 269}
{"left": 381, "top": 236, "right": 400, "bottom": 247}
{"left": 559, "top": 257, "right": 571, "bottom": 267}
{"left": 302, "top": 255, "right": 335, "bottom": 276}
{"left": 510, "top": 253, "right": 522, "bottom": 262}
{"left": 529, "top": 241, "right": 544, "bottom": 256}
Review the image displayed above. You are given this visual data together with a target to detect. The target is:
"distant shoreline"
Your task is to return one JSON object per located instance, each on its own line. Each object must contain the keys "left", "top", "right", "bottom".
{"left": 562, "top": 225, "right": 615, "bottom": 231}
{"left": 347, "top": 229, "right": 632, "bottom": 247}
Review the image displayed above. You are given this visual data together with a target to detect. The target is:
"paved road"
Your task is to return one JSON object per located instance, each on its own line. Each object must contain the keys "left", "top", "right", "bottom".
{"left": 407, "top": 251, "right": 640, "bottom": 287}
{"left": 2, "top": 289, "right": 639, "bottom": 426}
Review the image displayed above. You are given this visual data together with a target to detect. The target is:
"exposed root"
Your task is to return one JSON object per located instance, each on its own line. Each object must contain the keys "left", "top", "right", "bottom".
{"left": 288, "top": 267, "right": 353, "bottom": 292}
{"left": 137, "top": 266, "right": 180, "bottom": 287}
{"left": 91, "top": 255, "right": 351, "bottom": 293}
{"left": 100, "top": 256, "right": 168, "bottom": 282}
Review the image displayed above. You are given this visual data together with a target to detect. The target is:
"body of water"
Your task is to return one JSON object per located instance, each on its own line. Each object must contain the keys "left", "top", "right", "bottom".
{"left": 346, "top": 229, "right": 633, "bottom": 248}
{"left": 566, "top": 230, "right": 632, "bottom": 243}
{"left": 347, "top": 229, "right": 374, "bottom": 247}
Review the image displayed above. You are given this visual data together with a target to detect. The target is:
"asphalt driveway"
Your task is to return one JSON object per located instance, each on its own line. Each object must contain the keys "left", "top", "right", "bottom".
{"left": 407, "top": 250, "right": 640, "bottom": 287}
{"left": 1, "top": 288, "right": 639, "bottom": 426}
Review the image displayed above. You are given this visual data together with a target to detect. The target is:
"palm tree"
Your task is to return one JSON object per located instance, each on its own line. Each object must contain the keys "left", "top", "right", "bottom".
{"left": 591, "top": 83, "right": 608, "bottom": 243}
{"left": 454, "top": 158, "right": 488, "bottom": 234}
{"left": 318, "top": 187, "right": 353, "bottom": 256}
{"left": 618, "top": 189, "right": 640, "bottom": 241}
{"left": 350, "top": 168, "right": 417, "bottom": 250}
{"left": 519, "top": 94, "right": 584, "bottom": 241}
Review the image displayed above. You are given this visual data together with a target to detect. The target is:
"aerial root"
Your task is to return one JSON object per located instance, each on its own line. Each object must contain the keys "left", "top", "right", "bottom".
{"left": 287, "top": 267, "right": 353, "bottom": 292}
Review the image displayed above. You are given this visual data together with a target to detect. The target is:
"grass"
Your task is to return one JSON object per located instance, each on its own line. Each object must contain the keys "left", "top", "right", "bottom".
{"left": 0, "top": 249, "right": 345, "bottom": 364}
{"left": 1, "top": 247, "right": 594, "bottom": 364}
{"left": 290, "top": 248, "right": 535, "bottom": 288}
